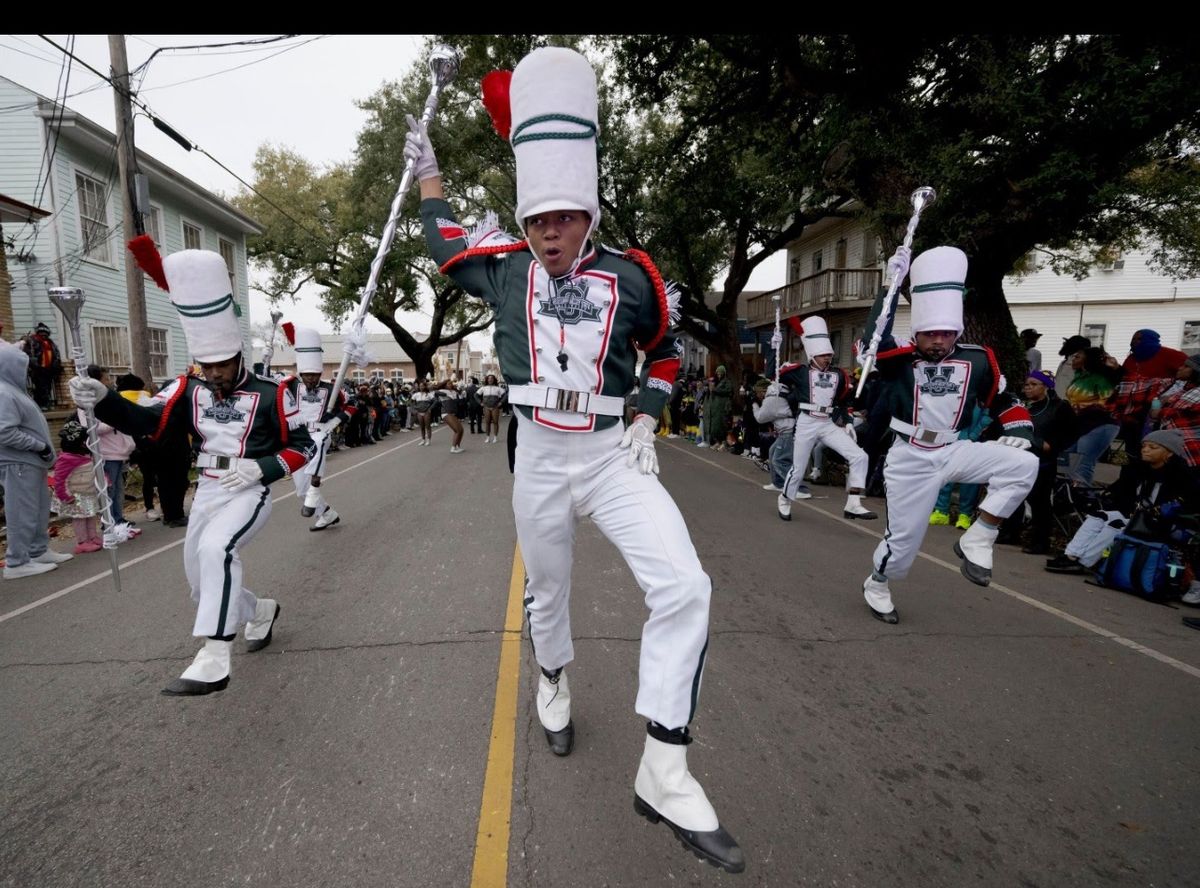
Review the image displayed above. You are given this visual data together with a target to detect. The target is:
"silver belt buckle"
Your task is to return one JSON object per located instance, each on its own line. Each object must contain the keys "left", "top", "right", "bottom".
{"left": 214, "top": 455, "right": 232, "bottom": 469}
{"left": 917, "top": 429, "right": 938, "bottom": 445}
{"left": 553, "top": 389, "right": 583, "bottom": 413}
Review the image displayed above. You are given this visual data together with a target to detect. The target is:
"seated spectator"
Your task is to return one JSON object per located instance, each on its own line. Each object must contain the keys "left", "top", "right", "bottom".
{"left": 1045, "top": 430, "right": 1200, "bottom": 574}
{"left": 1147, "top": 354, "right": 1200, "bottom": 466}
{"left": 1001, "top": 371, "right": 1079, "bottom": 554}
{"left": 1062, "top": 346, "right": 1122, "bottom": 485}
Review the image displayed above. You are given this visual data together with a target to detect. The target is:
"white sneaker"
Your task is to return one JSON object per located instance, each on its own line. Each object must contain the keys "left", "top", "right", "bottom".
{"left": 762, "top": 482, "right": 781, "bottom": 491}
{"left": 145, "top": 508, "right": 161, "bottom": 522}
{"left": 667, "top": 433, "right": 679, "bottom": 439}
{"left": 33, "top": 549, "right": 74, "bottom": 565}
{"left": 696, "top": 441, "right": 708, "bottom": 448}
{"left": 1182, "top": 583, "right": 1200, "bottom": 606}
{"left": 4, "top": 560, "right": 58, "bottom": 579}
{"left": 450, "top": 445, "right": 463, "bottom": 454}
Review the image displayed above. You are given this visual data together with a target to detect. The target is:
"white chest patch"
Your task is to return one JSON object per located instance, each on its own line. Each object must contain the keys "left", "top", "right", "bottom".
{"left": 810, "top": 369, "right": 837, "bottom": 408}
{"left": 912, "top": 359, "right": 971, "bottom": 434}
{"left": 193, "top": 387, "right": 261, "bottom": 473}
{"left": 297, "top": 382, "right": 328, "bottom": 429}
{"left": 526, "top": 264, "right": 621, "bottom": 431}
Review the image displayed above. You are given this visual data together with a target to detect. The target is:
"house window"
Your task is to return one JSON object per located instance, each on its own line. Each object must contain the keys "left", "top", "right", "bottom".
{"left": 370, "top": 369, "right": 385, "bottom": 381}
{"left": 218, "top": 238, "right": 236, "bottom": 293}
{"left": 862, "top": 235, "right": 878, "bottom": 267}
{"left": 811, "top": 249, "right": 823, "bottom": 275}
{"left": 391, "top": 368, "right": 404, "bottom": 380}
{"left": 1082, "top": 324, "right": 1106, "bottom": 349}
{"left": 835, "top": 238, "right": 847, "bottom": 268}
{"left": 1181, "top": 321, "right": 1200, "bottom": 353}
{"left": 352, "top": 370, "right": 366, "bottom": 382}
{"left": 91, "top": 325, "right": 131, "bottom": 375}
{"left": 146, "top": 205, "right": 163, "bottom": 247}
{"left": 183, "top": 221, "right": 203, "bottom": 251}
{"left": 148, "top": 327, "right": 170, "bottom": 380}
{"left": 790, "top": 256, "right": 802, "bottom": 283}
{"left": 76, "top": 172, "right": 112, "bottom": 264}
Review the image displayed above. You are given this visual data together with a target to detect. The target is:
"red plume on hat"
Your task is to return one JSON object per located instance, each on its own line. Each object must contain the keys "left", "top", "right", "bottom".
{"left": 481, "top": 70, "right": 513, "bottom": 141}
{"left": 281, "top": 322, "right": 296, "bottom": 346}
{"left": 127, "top": 235, "right": 169, "bottom": 292}
{"left": 786, "top": 316, "right": 805, "bottom": 336}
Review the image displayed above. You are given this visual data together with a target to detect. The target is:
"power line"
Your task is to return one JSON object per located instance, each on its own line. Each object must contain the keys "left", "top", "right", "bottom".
{"left": 137, "top": 36, "right": 327, "bottom": 92}
{"left": 32, "top": 35, "right": 74, "bottom": 211}
{"left": 34, "top": 35, "right": 350, "bottom": 266}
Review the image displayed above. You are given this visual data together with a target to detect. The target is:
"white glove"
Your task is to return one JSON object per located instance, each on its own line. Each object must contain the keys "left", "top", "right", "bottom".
{"left": 619, "top": 414, "right": 660, "bottom": 475}
{"left": 997, "top": 435, "right": 1032, "bottom": 450}
{"left": 69, "top": 376, "right": 109, "bottom": 409}
{"left": 843, "top": 423, "right": 858, "bottom": 443}
{"left": 886, "top": 245, "right": 913, "bottom": 283}
{"left": 404, "top": 114, "right": 440, "bottom": 181}
{"left": 220, "top": 459, "right": 264, "bottom": 492}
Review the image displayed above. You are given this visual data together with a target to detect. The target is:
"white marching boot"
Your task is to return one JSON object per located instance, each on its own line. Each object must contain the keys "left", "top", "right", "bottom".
{"left": 244, "top": 598, "right": 281, "bottom": 652}
{"left": 311, "top": 506, "right": 340, "bottom": 532}
{"left": 633, "top": 730, "right": 745, "bottom": 873}
{"left": 163, "top": 638, "right": 232, "bottom": 696}
{"left": 863, "top": 573, "right": 898, "bottom": 624}
{"left": 954, "top": 520, "right": 998, "bottom": 586}
{"left": 776, "top": 493, "right": 792, "bottom": 521}
{"left": 537, "top": 667, "right": 573, "bottom": 756}
{"left": 301, "top": 486, "right": 325, "bottom": 518}
{"left": 842, "top": 493, "right": 877, "bottom": 520}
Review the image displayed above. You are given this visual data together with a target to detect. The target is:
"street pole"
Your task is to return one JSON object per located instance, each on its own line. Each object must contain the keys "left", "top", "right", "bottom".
{"left": 109, "top": 34, "right": 152, "bottom": 383}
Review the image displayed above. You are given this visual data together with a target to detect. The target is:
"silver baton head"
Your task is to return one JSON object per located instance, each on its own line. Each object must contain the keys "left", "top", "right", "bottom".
{"left": 911, "top": 186, "right": 937, "bottom": 213}
{"left": 48, "top": 287, "right": 86, "bottom": 329}
{"left": 428, "top": 45, "right": 460, "bottom": 90}
{"left": 269, "top": 309, "right": 284, "bottom": 326}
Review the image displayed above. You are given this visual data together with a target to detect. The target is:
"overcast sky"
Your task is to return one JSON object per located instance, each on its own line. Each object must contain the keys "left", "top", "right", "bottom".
{"left": 1, "top": 34, "right": 784, "bottom": 349}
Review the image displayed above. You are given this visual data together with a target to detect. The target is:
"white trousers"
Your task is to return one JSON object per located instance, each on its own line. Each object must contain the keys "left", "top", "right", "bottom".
{"left": 184, "top": 478, "right": 273, "bottom": 637}
{"left": 783, "top": 414, "right": 868, "bottom": 500}
{"left": 292, "top": 436, "right": 330, "bottom": 502}
{"left": 513, "top": 414, "right": 711, "bottom": 729}
{"left": 872, "top": 438, "right": 1038, "bottom": 580}
{"left": 1065, "top": 511, "right": 1127, "bottom": 567}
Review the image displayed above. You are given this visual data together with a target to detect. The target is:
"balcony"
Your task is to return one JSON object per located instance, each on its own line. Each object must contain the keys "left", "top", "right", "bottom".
{"left": 746, "top": 268, "right": 882, "bottom": 328}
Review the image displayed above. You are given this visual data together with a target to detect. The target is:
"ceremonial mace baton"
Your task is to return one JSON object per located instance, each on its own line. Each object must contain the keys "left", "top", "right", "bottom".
{"left": 262, "top": 308, "right": 284, "bottom": 376}
{"left": 48, "top": 287, "right": 122, "bottom": 592}
{"left": 326, "top": 45, "right": 459, "bottom": 413}
{"left": 770, "top": 293, "right": 783, "bottom": 384}
{"left": 855, "top": 186, "right": 936, "bottom": 398}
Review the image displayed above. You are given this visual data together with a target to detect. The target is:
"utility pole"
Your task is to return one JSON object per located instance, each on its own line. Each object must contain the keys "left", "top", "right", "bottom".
{"left": 109, "top": 34, "right": 152, "bottom": 383}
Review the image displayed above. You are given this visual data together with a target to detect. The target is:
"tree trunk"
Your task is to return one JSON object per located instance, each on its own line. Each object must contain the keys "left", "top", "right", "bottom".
{"left": 963, "top": 266, "right": 1025, "bottom": 390}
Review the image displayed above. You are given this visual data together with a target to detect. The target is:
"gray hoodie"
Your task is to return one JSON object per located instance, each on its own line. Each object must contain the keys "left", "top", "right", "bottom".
{"left": 0, "top": 340, "right": 54, "bottom": 468}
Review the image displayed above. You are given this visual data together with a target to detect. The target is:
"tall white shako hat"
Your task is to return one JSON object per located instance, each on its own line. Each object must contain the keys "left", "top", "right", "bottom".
{"left": 508, "top": 47, "right": 600, "bottom": 239}
{"left": 283, "top": 323, "right": 324, "bottom": 374}
{"left": 909, "top": 246, "right": 967, "bottom": 335}
{"left": 799, "top": 315, "right": 834, "bottom": 358}
{"left": 126, "top": 236, "right": 243, "bottom": 363}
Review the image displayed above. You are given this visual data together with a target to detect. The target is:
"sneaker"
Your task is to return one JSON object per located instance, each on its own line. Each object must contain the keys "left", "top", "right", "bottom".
{"left": 1181, "top": 583, "right": 1200, "bottom": 607}
{"left": 696, "top": 442, "right": 708, "bottom": 448}
{"left": 4, "top": 560, "right": 57, "bottom": 579}
{"left": 667, "top": 434, "right": 679, "bottom": 439}
{"left": 1045, "top": 554, "right": 1085, "bottom": 574}
{"left": 163, "top": 516, "right": 189, "bottom": 528}
{"left": 33, "top": 549, "right": 74, "bottom": 565}
{"left": 450, "top": 445, "right": 463, "bottom": 454}
{"left": 955, "top": 514, "right": 973, "bottom": 530}
{"left": 762, "top": 482, "right": 782, "bottom": 491}
{"left": 929, "top": 511, "right": 951, "bottom": 526}
{"left": 73, "top": 541, "right": 102, "bottom": 554}
{"left": 145, "top": 509, "right": 162, "bottom": 522}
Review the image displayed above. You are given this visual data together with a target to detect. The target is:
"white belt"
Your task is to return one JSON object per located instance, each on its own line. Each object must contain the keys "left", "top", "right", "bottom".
{"left": 506, "top": 384, "right": 625, "bottom": 417}
{"left": 797, "top": 402, "right": 834, "bottom": 416}
{"left": 889, "top": 418, "right": 960, "bottom": 446}
{"left": 196, "top": 453, "right": 250, "bottom": 471}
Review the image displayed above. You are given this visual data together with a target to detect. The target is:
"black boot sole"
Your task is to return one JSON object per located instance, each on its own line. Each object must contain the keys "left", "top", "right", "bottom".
{"left": 300, "top": 505, "right": 316, "bottom": 517}
{"left": 634, "top": 795, "right": 746, "bottom": 874}
{"left": 844, "top": 511, "right": 878, "bottom": 520}
{"left": 543, "top": 721, "right": 574, "bottom": 756}
{"left": 953, "top": 541, "right": 992, "bottom": 587}
{"left": 869, "top": 604, "right": 899, "bottom": 624}
{"left": 245, "top": 603, "right": 281, "bottom": 653}
{"left": 161, "top": 675, "right": 229, "bottom": 696}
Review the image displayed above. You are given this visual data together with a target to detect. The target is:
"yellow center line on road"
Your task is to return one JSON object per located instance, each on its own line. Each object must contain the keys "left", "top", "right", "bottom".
{"left": 470, "top": 544, "right": 526, "bottom": 888}
{"left": 664, "top": 439, "right": 1200, "bottom": 681}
